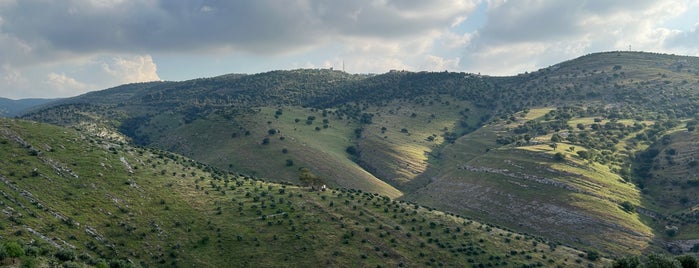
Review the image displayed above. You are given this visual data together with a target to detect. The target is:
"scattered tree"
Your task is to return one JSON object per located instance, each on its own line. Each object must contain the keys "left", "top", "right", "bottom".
{"left": 299, "top": 168, "right": 326, "bottom": 190}
{"left": 346, "top": 146, "right": 358, "bottom": 156}
{"left": 620, "top": 201, "right": 635, "bottom": 213}
{"left": 553, "top": 152, "right": 566, "bottom": 161}
{"left": 549, "top": 143, "right": 558, "bottom": 151}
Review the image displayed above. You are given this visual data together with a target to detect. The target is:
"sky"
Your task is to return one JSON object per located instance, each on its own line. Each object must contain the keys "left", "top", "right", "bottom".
{"left": 1, "top": 0, "right": 699, "bottom": 99}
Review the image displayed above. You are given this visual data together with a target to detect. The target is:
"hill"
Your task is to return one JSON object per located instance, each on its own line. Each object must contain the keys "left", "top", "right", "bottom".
{"left": 0, "top": 97, "right": 58, "bottom": 117}
{"left": 19, "top": 51, "right": 699, "bottom": 256}
{"left": 0, "top": 118, "right": 607, "bottom": 267}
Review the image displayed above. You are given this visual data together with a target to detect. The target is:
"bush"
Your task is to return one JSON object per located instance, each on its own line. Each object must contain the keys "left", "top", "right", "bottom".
{"left": 20, "top": 257, "right": 37, "bottom": 268}
{"left": 0, "top": 243, "right": 7, "bottom": 260}
{"left": 620, "top": 201, "right": 635, "bottom": 213}
{"left": 676, "top": 255, "right": 698, "bottom": 268}
{"left": 554, "top": 152, "right": 566, "bottom": 161}
{"left": 5, "top": 241, "right": 24, "bottom": 258}
{"left": 612, "top": 256, "right": 640, "bottom": 268}
{"left": 586, "top": 250, "right": 600, "bottom": 261}
{"left": 646, "top": 254, "right": 681, "bottom": 268}
{"left": 55, "top": 249, "right": 75, "bottom": 261}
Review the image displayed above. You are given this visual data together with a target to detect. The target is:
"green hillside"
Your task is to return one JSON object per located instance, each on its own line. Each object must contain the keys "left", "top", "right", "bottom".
{"left": 19, "top": 51, "right": 699, "bottom": 257}
{"left": 404, "top": 108, "right": 654, "bottom": 254}
{"left": 0, "top": 118, "right": 607, "bottom": 267}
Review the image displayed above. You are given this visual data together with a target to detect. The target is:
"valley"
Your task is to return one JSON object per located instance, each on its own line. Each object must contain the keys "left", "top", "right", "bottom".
{"left": 3, "top": 51, "right": 699, "bottom": 266}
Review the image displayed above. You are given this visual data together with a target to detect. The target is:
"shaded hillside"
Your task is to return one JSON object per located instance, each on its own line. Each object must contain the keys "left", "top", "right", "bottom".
{"left": 0, "top": 97, "right": 59, "bottom": 117}
{"left": 20, "top": 51, "right": 699, "bottom": 256}
{"left": 0, "top": 118, "right": 605, "bottom": 267}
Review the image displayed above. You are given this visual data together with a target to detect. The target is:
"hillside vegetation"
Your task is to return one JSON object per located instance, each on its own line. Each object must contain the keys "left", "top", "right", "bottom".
{"left": 19, "top": 51, "right": 699, "bottom": 257}
{"left": 0, "top": 118, "right": 608, "bottom": 267}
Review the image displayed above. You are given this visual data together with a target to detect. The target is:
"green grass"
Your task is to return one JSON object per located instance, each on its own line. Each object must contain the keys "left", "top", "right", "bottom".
{"left": 131, "top": 106, "right": 402, "bottom": 198}
{"left": 358, "top": 96, "right": 483, "bottom": 187}
{"left": 0, "top": 118, "right": 608, "bottom": 267}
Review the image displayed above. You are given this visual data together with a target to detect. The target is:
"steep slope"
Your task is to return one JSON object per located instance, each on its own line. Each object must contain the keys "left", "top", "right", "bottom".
{"left": 404, "top": 108, "right": 654, "bottom": 254}
{"left": 632, "top": 125, "right": 699, "bottom": 252}
{"left": 0, "top": 118, "right": 605, "bottom": 267}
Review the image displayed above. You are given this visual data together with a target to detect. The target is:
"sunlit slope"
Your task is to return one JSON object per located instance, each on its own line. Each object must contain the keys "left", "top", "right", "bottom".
{"left": 356, "top": 96, "right": 484, "bottom": 187}
{"left": 404, "top": 109, "right": 656, "bottom": 254}
{"left": 133, "top": 106, "right": 402, "bottom": 198}
{"left": 0, "top": 118, "right": 607, "bottom": 267}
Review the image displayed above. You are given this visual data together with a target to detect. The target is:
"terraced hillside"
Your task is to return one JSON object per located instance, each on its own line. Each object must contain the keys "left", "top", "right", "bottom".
{"left": 633, "top": 127, "right": 699, "bottom": 252}
{"left": 404, "top": 108, "right": 654, "bottom": 254}
{"left": 0, "top": 118, "right": 608, "bottom": 267}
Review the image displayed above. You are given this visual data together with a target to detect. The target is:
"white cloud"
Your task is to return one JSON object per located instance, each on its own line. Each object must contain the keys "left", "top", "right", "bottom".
{"left": 2, "top": 65, "right": 21, "bottom": 83}
{"left": 461, "top": 0, "right": 699, "bottom": 75}
{"left": 101, "top": 55, "right": 160, "bottom": 84}
{"left": 443, "top": 31, "right": 473, "bottom": 48}
{"left": 421, "top": 55, "right": 461, "bottom": 71}
{"left": 45, "top": 72, "right": 93, "bottom": 97}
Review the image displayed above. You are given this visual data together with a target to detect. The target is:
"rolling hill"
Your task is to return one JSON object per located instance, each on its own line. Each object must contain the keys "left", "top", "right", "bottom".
{"left": 0, "top": 118, "right": 607, "bottom": 267}
{"left": 19, "top": 51, "right": 699, "bottom": 258}
{"left": 0, "top": 97, "right": 58, "bottom": 117}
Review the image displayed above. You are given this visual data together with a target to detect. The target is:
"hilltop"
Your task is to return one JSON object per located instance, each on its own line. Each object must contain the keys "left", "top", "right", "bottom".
{"left": 0, "top": 118, "right": 605, "bottom": 267}
{"left": 19, "top": 51, "right": 699, "bottom": 257}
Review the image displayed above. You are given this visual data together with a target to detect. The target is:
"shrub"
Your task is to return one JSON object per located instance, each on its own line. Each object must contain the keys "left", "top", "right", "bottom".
{"left": 676, "top": 255, "right": 698, "bottom": 268}
{"left": 586, "top": 250, "right": 600, "bottom": 261}
{"left": 612, "top": 256, "right": 640, "bottom": 268}
{"left": 646, "top": 254, "right": 681, "bottom": 268}
{"left": 346, "top": 146, "right": 358, "bottom": 156}
{"left": 620, "top": 201, "right": 635, "bottom": 213}
{"left": 55, "top": 249, "right": 75, "bottom": 261}
{"left": 5, "top": 241, "right": 24, "bottom": 258}
{"left": 554, "top": 152, "right": 566, "bottom": 161}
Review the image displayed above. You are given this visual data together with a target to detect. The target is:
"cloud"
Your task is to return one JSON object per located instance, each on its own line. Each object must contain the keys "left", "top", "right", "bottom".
{"left": 45, "top": 72, "right": 92, "bottom": 96}
{"left": 0, "top": 0, "right": 478, "bottom": 62}
{"left": 100, "top": 55, "right": 160, "bottom": 84}
{"left": 461, "top": 0, "right": 699, "bottom": 75}
{"left": 0, "top": 0, "right": 479, "bottom": 98}
{"left": 1, "top": 0, "right": 699, "bottom": 98}
{"left": 0, "top": 54, "right": 159, "bottom": 99}
{"left": 666, "top": 24, "right": 699, "bottom": 53}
